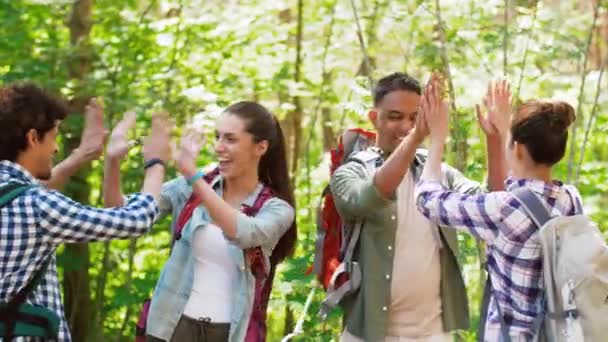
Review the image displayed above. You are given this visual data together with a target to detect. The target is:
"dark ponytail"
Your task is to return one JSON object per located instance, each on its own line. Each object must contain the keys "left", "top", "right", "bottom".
{"left": 224, "top": 102, "right": 297, "bottom": 264}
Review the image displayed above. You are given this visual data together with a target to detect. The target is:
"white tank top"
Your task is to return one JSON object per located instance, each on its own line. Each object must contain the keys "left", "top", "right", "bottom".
{"left": 182, "top": 223, "right": 238, "bottom": 322}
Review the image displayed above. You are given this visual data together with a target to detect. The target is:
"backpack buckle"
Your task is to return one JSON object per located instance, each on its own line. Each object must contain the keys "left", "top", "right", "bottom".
{"left": 563, "top": 309, "right": 579, "bottom": 320}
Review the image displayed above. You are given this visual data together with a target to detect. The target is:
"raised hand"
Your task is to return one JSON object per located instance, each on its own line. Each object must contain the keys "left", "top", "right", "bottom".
{"left": 106, "top": 111, "right": 137, "bottom": 161}
{"left": 142, "top": 112, "right": 172, "bottom": 164}
{"left": 421, "top": 77, "right": 449, "bottom": 145}
{"left": 175, "top": 130, "right": 205, "bottom": 176}
{"left": 476, "top": 79, "right": 512, "bottom": 137}
{"left": 78, "top": 97, "right": 109, "bottom": 161}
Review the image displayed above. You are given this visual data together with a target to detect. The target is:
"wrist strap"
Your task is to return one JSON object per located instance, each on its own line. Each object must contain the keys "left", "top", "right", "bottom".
{"left": 187, "top": 171, "right": 205, "bottom": 186}
{"left": 144, "top": 158, "right": 166, "bottom": 170}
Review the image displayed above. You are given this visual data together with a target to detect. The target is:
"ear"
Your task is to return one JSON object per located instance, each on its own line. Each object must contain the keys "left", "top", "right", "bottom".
{"left": 513, "top": 141, "right": 528, "bottom": 163}
{"left": 255, "top": 140, "right": 269, "bottom": 158}
{"left": 368, "top": 110, "right": 379, "bottom": 128}
{"left": 25, "top": 129, "right": 41, "bottom": 149}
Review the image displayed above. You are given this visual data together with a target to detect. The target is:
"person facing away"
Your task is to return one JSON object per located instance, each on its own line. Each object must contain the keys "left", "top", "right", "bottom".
{"left": 415, "top": 82, "right": 582, "bottom": 341}
{"left": 104, "top": 101, "right": 296, "bottom": 342}
{"left": 330, "top": 73, "right": 510, "bottom": 342}
{"left": 0, "top": 83, "right": 170, "bottom": 341}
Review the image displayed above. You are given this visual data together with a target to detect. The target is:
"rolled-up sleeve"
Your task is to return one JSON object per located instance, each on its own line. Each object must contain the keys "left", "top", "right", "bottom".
{"left": 329, "top": 161, "right": 391, "bottom": 220}
{"left": 229, "top": 197, "right": 295, "bottom": 249}
{"left": 35, "top": 189, "right": 159, "bottom": 244}
{"left": 158, "top": 176, "right": 190, "bottom": 218}
{"left": 415, "top": 179, "right": 507, "bottom": 243}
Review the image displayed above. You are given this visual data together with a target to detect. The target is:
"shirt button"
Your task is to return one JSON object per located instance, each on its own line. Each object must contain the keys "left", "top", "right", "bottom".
{"left": 385, "top": 274, "right": 391, "bottom": 280}
{"left": 387, "top": 245, "right": 393, "bottom": 251}
{"left": 391, "top": 215, "right": 396, "bottom": 221}
{"left": 240, "top": 266, "right": 245, "bottom": 271}
{"left": 382, "top": 306, "right": 387, "bottom": 312}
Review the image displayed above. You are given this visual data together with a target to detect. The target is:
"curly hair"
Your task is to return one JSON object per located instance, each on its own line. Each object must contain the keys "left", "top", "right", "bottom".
{"left": 0, "top": 83, "right": 69, "bottom": 161}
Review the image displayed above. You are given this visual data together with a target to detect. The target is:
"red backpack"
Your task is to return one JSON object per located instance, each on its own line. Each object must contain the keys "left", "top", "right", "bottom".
{"left": 309, "top": 128, "right": 378, "bottom": 319}
{"left": 136, "top": 168, "right": 274, "bottom": 341}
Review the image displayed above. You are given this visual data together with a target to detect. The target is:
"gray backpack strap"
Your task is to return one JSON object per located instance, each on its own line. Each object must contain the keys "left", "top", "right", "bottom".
{"left": 319, "top": 151, "right": 379, "bottom": 320}
{"left": 319, "top": 220, "right": 363, "bottom": 320}
{"left": 512, "top": 188, "right": 552, "bottom": 229}
{"left": 507, "top": 188, "right": 551, "bottom": 341}
{"left": 564, "top": 188, "right": 583, "bottom": 215}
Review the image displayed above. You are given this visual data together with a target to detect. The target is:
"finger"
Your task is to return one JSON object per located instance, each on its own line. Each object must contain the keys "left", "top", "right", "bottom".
{"left": 476, "top": 104, "right": 485, "bottom": 124}
{"left": 122, "top": 111, "right": 137, "bottom": 128}
{"left": 433, "top": 83, "right": 441, "bottom": 107}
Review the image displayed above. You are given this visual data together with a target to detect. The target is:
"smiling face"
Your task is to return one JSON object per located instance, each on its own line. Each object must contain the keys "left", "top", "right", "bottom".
{"left": 19, "top": 122, "right": 60, "bottom": 180}
{"left": 369, "top": 89, "right": 421, "bottom": 154}
{"left": 214, "top": 113, "right": 268, "bottom": 181}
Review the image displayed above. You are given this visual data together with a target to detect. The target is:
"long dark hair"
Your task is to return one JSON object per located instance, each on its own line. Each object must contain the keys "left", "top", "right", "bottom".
{"left": 224, "top": 101, "right": 297, "bottom": 265}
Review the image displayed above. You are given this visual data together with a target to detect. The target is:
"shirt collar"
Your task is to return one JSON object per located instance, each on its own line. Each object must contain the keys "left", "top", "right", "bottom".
{"left": 505, "top": 176, "right": 564, "bottom": 199}
{"left": 0, "top": 160, "right": 40, "bottom": 185}
{"left": 209, "top": 172, "right": 264, "bottom": 207}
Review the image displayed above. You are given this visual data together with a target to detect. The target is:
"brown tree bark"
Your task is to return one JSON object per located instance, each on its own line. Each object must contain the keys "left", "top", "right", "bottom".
{"left": 287, "top": 0, "right": 304, "bottom": 186}
{"left": 62, "top": 1, "right": 94, "bottom": 341}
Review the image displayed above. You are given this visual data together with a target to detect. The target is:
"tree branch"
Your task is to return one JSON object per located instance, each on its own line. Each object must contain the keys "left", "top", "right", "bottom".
{"left": 305, "top": 1, "right": 337, "bottom": 206}
{"left": 503, "top": 0, "right": 509, "bottom": 77}
{"left": 514, "top": 1, "right": 539, "bottom": 103}
{"left": 574, "top": 53, "right": 607, "bottom": 184}
{"left": 349, "top": 0, "right": 374, "bottom": 91}
{"left": 566, "top": 0, "right": 601, "bottom": 182}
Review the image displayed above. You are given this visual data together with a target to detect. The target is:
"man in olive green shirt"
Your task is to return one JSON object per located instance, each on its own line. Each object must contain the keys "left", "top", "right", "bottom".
{"left": 330, "top": 73, "right": 508, "bottom": 341}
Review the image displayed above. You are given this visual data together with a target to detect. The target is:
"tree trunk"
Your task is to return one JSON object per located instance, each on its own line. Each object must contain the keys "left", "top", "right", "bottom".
{"left": 62, "top": 1, "right": 94, "bottom": 341}
{"left": 287, "top": 0, "right": 304, "bottom": 188}
{"left": 322, "top": 107, "right": 335, "bottom": 151}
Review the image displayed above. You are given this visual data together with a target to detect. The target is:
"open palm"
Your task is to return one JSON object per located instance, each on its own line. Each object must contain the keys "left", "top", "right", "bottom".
{"left": 175, "top": 131, "right": 206, "bottom": 174}
{"left": 477, "top": 80, "right": 512, "bottom": 137}
{"left": 107, "top": 112, "right": 137, "bottom": 160}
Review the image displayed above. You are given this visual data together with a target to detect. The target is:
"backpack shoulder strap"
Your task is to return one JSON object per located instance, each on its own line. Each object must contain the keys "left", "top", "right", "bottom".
{"left": 512, "top": 188, "right": 552, "bottom": 229}
{"left": 348, "top": 148, "right": 382, "bottom": 174}
{"left": 564, "top": 187, "right": 583, "bottom": 215}
{"left": 0, "top": 182, "right": 34, "bottom": 208}
{"left": 7, "top": 256, "right": 52, "bottom": 308}
{"left": 249, "top": 186, "right": 273, "bottom": 215}
{"left": 0, "top": 182, "right": 48, "bottom": 307}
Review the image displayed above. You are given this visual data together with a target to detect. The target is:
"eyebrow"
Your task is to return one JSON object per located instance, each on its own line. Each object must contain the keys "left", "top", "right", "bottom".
{"left": 386, "top": 109, "right": 417, "bottom": 116}
{"left": 215, "top": 131, "right": 237, "bottom": 137}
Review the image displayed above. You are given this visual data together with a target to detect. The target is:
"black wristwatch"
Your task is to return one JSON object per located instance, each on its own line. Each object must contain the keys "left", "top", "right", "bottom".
{"left": 143, "top": 158, "right": 166, "bottom": 170}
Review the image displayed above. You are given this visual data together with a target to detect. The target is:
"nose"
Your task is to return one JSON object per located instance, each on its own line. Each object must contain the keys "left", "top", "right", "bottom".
{"left": 399, "top": 120, "right": 413, "bottom": 136}
{"left": 214, "top": 139, "right": 225, "bottom": 154}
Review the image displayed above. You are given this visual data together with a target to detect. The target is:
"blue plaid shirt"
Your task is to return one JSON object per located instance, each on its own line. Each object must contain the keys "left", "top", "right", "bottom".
{"left": 0, "top": 161, "right": 159, "bottom": 341}
{"left": 416, "top": 177, "right": 583, "bottom": 341}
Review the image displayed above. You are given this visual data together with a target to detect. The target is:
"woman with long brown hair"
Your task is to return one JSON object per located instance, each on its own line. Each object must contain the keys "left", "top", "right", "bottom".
{"left": 104, "top": 101, "right": 296, "bottom": 342}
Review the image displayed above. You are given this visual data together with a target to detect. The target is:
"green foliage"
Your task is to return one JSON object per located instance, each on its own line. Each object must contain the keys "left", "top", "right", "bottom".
{"left": 1, "top": 0, "right": 607, "bottom": 341}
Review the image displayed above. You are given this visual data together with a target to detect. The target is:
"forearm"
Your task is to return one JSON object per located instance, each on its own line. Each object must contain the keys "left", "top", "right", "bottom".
{"left": 141, "top": 165, "right": 166, "bottom": 202}
{"left": 184, "top": 170, "right": 239, "bottom": 238}
{"left": 374, "top": 134, "right": 421, "bottom": 198}
{"left": 421, "top": 142, "right": 444, "bottom": 182}
{"left": 103, "top": 157, "right": 125, "bottom": 207}
{"left": 486, "top": 133, "right": 508, "bottom": 191}
{"left": 45, "top": 149, "right": 89, "bottom": 191}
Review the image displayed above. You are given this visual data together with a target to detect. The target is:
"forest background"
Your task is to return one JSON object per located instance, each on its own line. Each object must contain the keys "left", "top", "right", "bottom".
{"left": 1, "top": 0, "right": 607, "bottom": 340}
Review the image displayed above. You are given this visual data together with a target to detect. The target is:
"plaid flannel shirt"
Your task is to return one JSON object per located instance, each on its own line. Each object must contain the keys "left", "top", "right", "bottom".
{"left": 0, "top": 161, "right": 159, "bottom": 341}
{"left": 416, "top": 177, "right": 583, "bottom": 341}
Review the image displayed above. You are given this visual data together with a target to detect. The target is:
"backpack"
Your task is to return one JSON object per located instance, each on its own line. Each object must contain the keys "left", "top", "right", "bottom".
{"left": 0, "top": 182, "right": 60, "bottom": 341}
{"left": 135, "top": 168, "right": 275, "bottom": 341}
{"left": 487, "top": 188, "right": 608, "bottom": 342}
{"left": 309, "top": 128, "right": 377, "bottom": 319}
